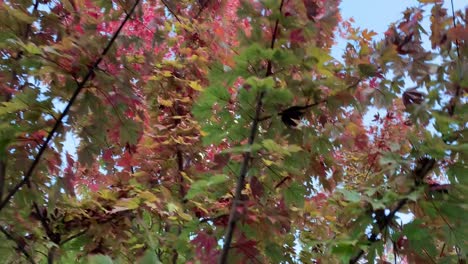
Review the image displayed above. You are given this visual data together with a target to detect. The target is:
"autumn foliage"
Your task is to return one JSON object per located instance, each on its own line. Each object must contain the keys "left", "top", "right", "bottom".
{"left": 0, "top": 0, "right": 466, "bottom": 263}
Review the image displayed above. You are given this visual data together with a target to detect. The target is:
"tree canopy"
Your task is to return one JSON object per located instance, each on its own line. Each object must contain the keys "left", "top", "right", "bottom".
{"left": 0, "top": 0, "right": 466, "bottom": 263}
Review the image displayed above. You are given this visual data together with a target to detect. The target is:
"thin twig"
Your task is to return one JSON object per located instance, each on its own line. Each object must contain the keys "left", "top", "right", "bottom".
{"left": 0, "top": 0, "right": 141, "bottom": 212}
{"left": 218, "top": 1, "right": 285, "bottom": 263}
{"left": 450, "top": 0, "right": 460, "bottom": 60}
{"left": 349, "top": 198, "right": 408, "bottom": 263}
{"left": 0, "top": 226, "right": 36, "bottom": 264}
{"left": 161, "top": 0, "right": 182, "bottom": 23}
{"left": 258, "top": 78, "right": 362, "bottom": 122}
{"left": 218, "top": 92, "right": 266, "bottom": 264}
{"left": 60, "top": 228, "right": 89, "bottom": 245}
{"left": 0, "top": 0, "right": 40, "bottom": 205}
{"left": 349, "top": 158, "right": 435, "bottom": 263}
{"left": 24, "top": 0, "right": 39, "bottom": 40}
{"left": 448, "top": 0, "right": 462, "bottom": 116}
{"left": 194, "top": 0, "right": 210, "bottom": 19}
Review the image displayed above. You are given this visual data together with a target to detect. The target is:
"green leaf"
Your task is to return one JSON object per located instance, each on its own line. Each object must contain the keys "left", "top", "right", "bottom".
{"left": 331, "top": 242, "right": 355, "bottom": 263}
{"left": 23, "top": 43, "right": 42, "bottom": 55}
{"left": 221, "top": 144, "right": 261, "bottom": 154}
{"left": 139, "top": 250, "right": 161, "bottom": 264}
{"left": 265, "top": 243, "right": 285, "bottom": 262}
{"left": 340, "top": 189, "right": 361, "bottom": 203}
{"left": 263, "top": 139, "right": 302, "bottom": 156}
{"left": 283, "top": 182, "right": 306, "bottom": 206}
{"left": 120, "top": 118, "right": 142, "bottom": 145}
{"left": 358, "top": 63, "right": 378, "bottom": 77}
{"left": 186, "top": 174, "right": 229, "bottom": 199}
{"left": 0, "top": 99, "right": 28, "bottom": 116}
{"left": 447, "top": 162, "right": 467, "bottom": 184}
{"left": 88, "top": 254, "right": 113, "bottom": 264}
{"left": 403, "top": 220, "right": 437, "bottom": 256}
{"left": 6, "top": 7, "right": 35, "bottom": 23}
{"left": 110, "top": 198, "right": 140, "bottom": 213}
{"left": 263, "top": 88, "right": 293, "bottom": 107}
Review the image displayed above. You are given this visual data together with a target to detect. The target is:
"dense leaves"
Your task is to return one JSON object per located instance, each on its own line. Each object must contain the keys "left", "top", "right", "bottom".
{"left": 0, "top": 0, "right": 466, "bottom": 263}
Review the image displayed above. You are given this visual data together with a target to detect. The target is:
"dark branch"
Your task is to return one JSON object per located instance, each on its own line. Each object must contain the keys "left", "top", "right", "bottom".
{"left": 258, "top": 78, "right": 362, "bottom": 122}
{"left": 60, "top": 228, "right": 89, "bottom": 245}
{"left": 0, "top": 0, "right": 141, "bottom": 213}
{"left": 0, "top": 226, "right": 36, "bottom": 264}
{"left": 161, "top": 0, "right": 182, "bottom": 23}
{"left": 218, "top": 1, "right": 285, "bottom": 263}
{"left": 349, "top": 158, "right": 435, "bottom": 263}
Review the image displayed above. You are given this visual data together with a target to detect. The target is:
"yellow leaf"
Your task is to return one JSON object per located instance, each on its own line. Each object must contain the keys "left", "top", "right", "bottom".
{"left": 179, "top": 97, "right": 191, "bottom": 103}
{"left": 133, "top": 171, "right": 149, "bottom": 178}
{"left": 115, "top": 198, "right": 140, "bottom": 210}
{"left": 191, "top": 201, "right": 209, "bottom": 214}
{"left": 262, "top": 158, "right": 274, "bottom": 166}
{"left": 158, "top": 97, "right": 173, "bottom": 107}
{"left": 178, "top": 212, "right": 193, "bottom": 221}
{"left": 162, "top": 70, "right": 172, "bottom": 77}
{"left": 139, "top": 191, "right": 158, "bottom": 202}
{"left": 99, "top": 190, "right": 117, "bottom": 201}
{"left": 346, "top": 122, "right": 360, "bottom": 136}
{"left": 181, "top": 171, "right": 193, "bottom": 183}
{"left": 189, "top": 81, "right": 204, "bottom": 91}
{"left": 148, "top": 75, "right": 162, "bottom": 81}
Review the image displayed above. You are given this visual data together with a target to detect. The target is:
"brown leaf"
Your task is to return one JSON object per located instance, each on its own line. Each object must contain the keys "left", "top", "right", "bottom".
{"left": 250, "top": 176, "right": 264, "bottom": 199}
{"left": 302, "top": 0, "right": 320, "bottom": 21}
{"left": 402, "top": 88, "right": 424, "bottom": 107}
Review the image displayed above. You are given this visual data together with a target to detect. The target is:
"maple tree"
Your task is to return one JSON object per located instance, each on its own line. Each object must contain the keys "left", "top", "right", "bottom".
{"left": 0, "top": 0, "right": 466, "bottom": 263}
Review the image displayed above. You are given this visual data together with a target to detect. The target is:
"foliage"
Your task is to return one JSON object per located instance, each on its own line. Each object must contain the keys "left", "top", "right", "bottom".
{"left": 0, "top": 0, "right": 466, "bottom": 263}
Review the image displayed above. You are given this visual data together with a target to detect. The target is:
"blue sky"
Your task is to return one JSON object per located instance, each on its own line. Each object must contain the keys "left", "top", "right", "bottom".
{"left": 333, "top": 0, "right": 466, "bottom": 124}
{"left": 337, "top": 0, "right": 466, "bottom": 44}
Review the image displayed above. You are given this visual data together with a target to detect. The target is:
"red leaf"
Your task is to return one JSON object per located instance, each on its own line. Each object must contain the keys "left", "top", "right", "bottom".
{"left": 116, "top": 151, "right": 133, "bottom": 168}
{"left": 302, "top": 0, "right": 321, "bottom": 21}
{"left": 63, "top": 152, "right": 76, "bottom": 196}
{"left": 102, "top": 148, "right": 113, "bottom": 163}
{"left": 250, "top": 176, "right": 264, "bottom": 199}
{"left": 447, "top": 26, "right": 468, "bottom": 42}
{"left": 233, "top": 235, "right": 259, "bottom": 261}
{"left": 290, "top": 29, "right": 306, "bottom": 44}
{"left": 191, "top": 232, "right": 219, "bottom": 263}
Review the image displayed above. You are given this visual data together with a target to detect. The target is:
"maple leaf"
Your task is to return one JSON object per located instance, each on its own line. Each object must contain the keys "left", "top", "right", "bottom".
{"left": 233, "top": 235, "right": 260, "bottom": 261}
{"left": 302, "top": 0, "right": 322, "bottom": 21}
{"left": 191, "top": 231, "right": 219, "bottom": 262}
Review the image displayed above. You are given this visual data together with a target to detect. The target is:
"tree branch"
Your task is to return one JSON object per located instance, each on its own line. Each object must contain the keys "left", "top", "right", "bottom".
{"left": 0, "top": 226, "right": 36, "bottom": 264}
{"left": 0, "top": 158, "right": 5, "bottom": 202}
{"left": 218, "top": 1, "right": 284, "bottom": 263}
{"left": 0, "top": 0, "right": 141, "bottom": 213}
{"left": 349, "top": 158, "right": 436, "bottom": 263}
{"left": 161, "top": 0, "right": 182, "bottom": 23}
{"left": 0, "top": 0, "right": 40, "bottom": 205}
{"left": 258, "top": 78, "right": 362, "bottom": 122}
{"left": 60, "top": 228, "right": 89, "bottom": 245}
